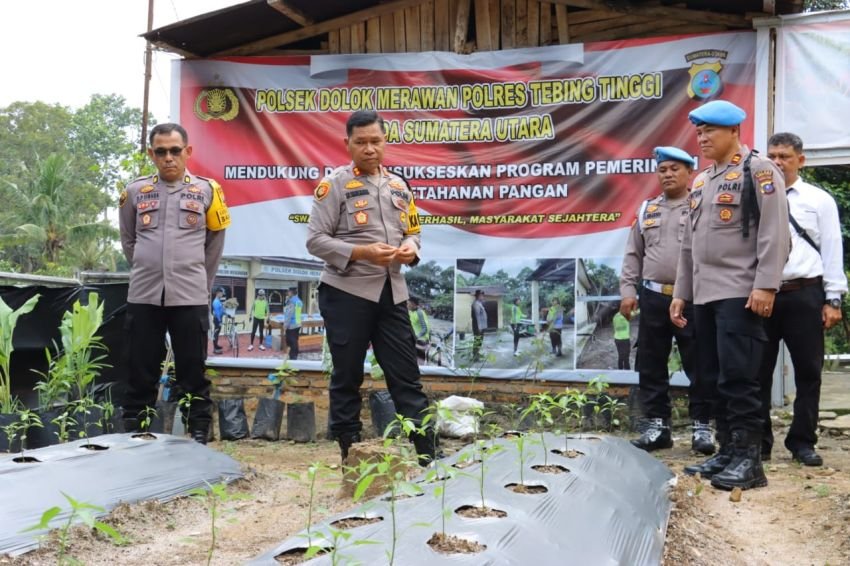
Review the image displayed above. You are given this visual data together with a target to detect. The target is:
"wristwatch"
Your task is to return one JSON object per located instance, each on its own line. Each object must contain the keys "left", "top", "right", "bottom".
{"left": 825, "top": 298, "right": 842, "bottom": 309}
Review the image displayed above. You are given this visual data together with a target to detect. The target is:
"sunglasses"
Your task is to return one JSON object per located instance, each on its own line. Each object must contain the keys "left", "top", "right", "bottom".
{"left": 153, "top": 146, "right": 185, "bottom": 157}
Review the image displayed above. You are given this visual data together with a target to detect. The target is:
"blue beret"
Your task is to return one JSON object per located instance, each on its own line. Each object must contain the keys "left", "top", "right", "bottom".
{"left": 654, "top": 146, "right": 695, "bottom": 168}
{"left": 688, "top": 100, "right": 746, "bottom": 126}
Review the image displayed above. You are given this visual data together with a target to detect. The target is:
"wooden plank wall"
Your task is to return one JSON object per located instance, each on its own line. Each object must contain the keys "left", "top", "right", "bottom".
{"left": 324, "top": 0, "right": 729, "bottom": 54}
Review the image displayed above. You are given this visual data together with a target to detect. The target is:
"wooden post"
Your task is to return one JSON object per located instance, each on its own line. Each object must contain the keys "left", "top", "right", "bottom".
{"left": 454, "top": 0, "right": 472, "bottom": 53}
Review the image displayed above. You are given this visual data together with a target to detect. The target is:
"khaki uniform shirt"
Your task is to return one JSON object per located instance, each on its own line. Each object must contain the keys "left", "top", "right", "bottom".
{"left": 620, "top": 193, "right": 690, "bottom": 299}
{"left": 119, "top": 173, "right": 226, "bottom": 306}
{"left": 674, "top": 147, "right": 790, "bottom": 304}
{"left": 306, "top": 164, "right": 421, "bottom": 303}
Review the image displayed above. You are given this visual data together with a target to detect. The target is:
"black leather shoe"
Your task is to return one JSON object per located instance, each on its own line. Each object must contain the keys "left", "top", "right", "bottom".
{"left": 338, "top": 432, "right": 362, "bottom": 464}
{"left": 630, "top": 418, "right": 673, "bottom": 451}
{"left": 791, "top": 447, "right": 823, "bottom": 467}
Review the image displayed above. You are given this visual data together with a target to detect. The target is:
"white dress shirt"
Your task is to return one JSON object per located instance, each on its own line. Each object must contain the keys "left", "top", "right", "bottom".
{"left": 782, "top": 178, "right": 848, "bottom": 299}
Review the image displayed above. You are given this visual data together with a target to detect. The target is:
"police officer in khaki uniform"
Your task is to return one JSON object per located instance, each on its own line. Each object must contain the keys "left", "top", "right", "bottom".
{"left": 119, "top": 122, "right": 230, "bottom": 444}
{"left": 306, "top": 110, "right": 436, "bottom": 465}
{"left": 621, "top": 147, "right": 714, "bottom": 455}
{"left": 670, "top": 101, "right": 790, "bottom": 490}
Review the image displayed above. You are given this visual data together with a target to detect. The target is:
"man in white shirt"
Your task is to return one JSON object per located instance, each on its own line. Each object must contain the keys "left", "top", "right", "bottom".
{"left": 758, "top": 132, "right": 847, "bottom": 466}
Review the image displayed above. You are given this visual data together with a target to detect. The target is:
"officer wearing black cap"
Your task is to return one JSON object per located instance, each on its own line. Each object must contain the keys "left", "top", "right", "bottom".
{"left": 306, "top": 110, "right": 437, "bottom": 465}
{"left": 621, "top": 146, "right": 714, "bottom": 455}
{"left": 670, "top": 100, "right": 790, "bottom": 490}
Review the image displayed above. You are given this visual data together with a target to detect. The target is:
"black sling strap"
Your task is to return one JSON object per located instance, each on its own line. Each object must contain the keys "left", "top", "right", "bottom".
{"left": 741, "top": 151, "right": 760, "bottom": 238}
{"left": 787, "top": 204, "right": 821, "bottom": 253}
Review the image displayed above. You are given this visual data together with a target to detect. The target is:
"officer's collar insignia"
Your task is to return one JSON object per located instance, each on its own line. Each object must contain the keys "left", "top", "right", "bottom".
{"left": 717, "top": 192, "right": 734, "bottom": 203}
{"left": 345, "top": 180, "right": 365, "bottom": 189}
{"left": 690, "top": 198, "right": 698, "bottom": 209}
{"left": 354, "top": 211, "right": 368, "bottom": 225}
{"left": 730, "top": 153, "right": 742, "bottom": 165}
{"left": 353, "top": 199, "right": 368, "bottom": 208}
{"left": 184, "top": 175, "right": 191, "bottom": 184}
{"left": 724, "top": 171, "right": 741, "bottom": 180}
{"left": 188, "top": 186, "right": 201, "bottom": 193}
{"left": 140, "top": 185, "right": 155, "bottom": 194}
{"left": 352, "top": 166, "right": 362, "bottom": 176}
{"left": 152, "top": 175, "right": 159, "bottom": 183}
{"left": 314, "top": 181, "right": 331, "bottom": 201}
{"left": 719, "top": 208, "right": 733, "bottom": 222}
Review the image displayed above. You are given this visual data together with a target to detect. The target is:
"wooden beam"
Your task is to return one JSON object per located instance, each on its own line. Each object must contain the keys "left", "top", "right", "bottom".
{"left": 576, "top": 18, "right": 683, "bottom": 42}
{"left": 150, "top": 40, "right": 197, "bottom": 59}
{"left": 474, "top": 0, "right": 493, "bottom": 51}
{"left": 454, "top": 0, "right": 472, "bottom": 53}
{"left": 421, "top": 1, "right": 435, "bottom": 51}
{"left": 539, "top": 2, "right": 552, "bottom": 45}
{"left": 569, "top": 14, "right": 634, "bottom": 36}
{"left": 394, "top": 10, "right": 407, "bottom": 52}
{"left": 488, "top": 0, "right": 500, "bottom": 49}
{"left": 527, "top": 0, "right": 539, "bottom": 46}
{"left": 216, "top": 0, "right": 426, "bottom": 56}
{"left": 381, "top": 13, "right": 396, "bottom": 52}
{"left": 516, "top": 0, "right": 529, "bottom": 47}
{"left": 339, "top": 25, "right": 351, "bottom": 53}
{"left": 405, "top": 5, "right": 421, "bottom": 51}
{"left": 366, "top": 17, "right": 381, "bottom": 53}
{"left": 566, "top": 9, "right": 621, "bottom": 25}
{"left": 546, "top": 0, "right": 752, "bottom": 28}
{"left": 328, "top": 29, "right": 340, "bottom": 53}
{"left": 266, "top": 0, "right": 314, "bottom": 26}
{"left": 502, "top": 0, "right": 516, "bottom": 49}
{"left": 435, "top": 0, "right": 450, "bottom": 50}
{"left": 351, "top": 22, "right": 366, "bottom": 53}
{"left": 555, "top": 4, "right": 569, "bottom": 44}
{"left": 639, "top": 23, "right": 727, "bottom": 38}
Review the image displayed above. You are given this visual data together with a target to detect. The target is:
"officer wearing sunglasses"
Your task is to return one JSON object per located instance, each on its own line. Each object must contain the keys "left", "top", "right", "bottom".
{"left": 118, "top": 122, "right": 231, "bottom": 444}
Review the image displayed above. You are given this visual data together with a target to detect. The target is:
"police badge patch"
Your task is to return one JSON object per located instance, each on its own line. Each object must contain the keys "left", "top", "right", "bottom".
{"left": 314, "top": 181, "right": 330, "bottom": 201}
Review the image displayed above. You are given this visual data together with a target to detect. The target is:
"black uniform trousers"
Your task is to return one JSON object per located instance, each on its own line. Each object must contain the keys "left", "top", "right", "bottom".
{"left": 637, "top": 288, "right": 711, "bottom": 421}
{"left": 250, "top": 317, "right": 266, "bottom": 345}
{"left": 757, "top": 283, "right": 825, "bottom": 453}
{"left": 123, "top": 303, "right": 212, "bottom": 427}
{"left": 694, "top": 298, "right": 766, "bottom": 434}
{"left": 286, "top": 328, "right": 301, "bottom": 360}
{"left": 319, "top": 280, "right": 429, "bottom": 437}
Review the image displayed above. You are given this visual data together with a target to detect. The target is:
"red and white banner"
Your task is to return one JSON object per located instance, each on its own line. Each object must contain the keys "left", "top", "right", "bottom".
{"left": 177, "top": 31, "right": 756, "bottom": 259}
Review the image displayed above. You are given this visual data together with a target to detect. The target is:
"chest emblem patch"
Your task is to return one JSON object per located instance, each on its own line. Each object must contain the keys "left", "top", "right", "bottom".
{"left": 719, "top": 208, "right": 733, "bottom": 222}
{"left": 354, "top": 211, "right": 368, "bottom": 225}
{"left": 353, "top": 199, "right": 368, "bottom": 208}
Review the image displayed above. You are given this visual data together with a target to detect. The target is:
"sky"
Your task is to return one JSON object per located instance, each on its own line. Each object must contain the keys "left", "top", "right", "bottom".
{"left": 0, "top": 0, "right": 241, "bottom": 122}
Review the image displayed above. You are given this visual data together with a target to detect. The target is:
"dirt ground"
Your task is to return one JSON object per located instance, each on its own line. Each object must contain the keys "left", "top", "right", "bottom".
{"left": 5, "top": 410, "right": 850, "bottom": 566}
{"left": 576, "top": 315, "right": 638, "bottom": 370}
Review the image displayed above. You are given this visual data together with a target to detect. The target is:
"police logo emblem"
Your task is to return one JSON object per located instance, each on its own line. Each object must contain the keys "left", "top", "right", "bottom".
{"left": 193, "top": 87, "right": 239, "bottom": 122}
{"left": 643, "top": 219, "right": 656, "bottom": 227}
{"left": 724, "top": 172, "right": 741, "bottom": 180}
{"left": 188, "top": 186, "right": 201, "bottom": 194}
{"left": 354, "top": 211, "right": 368, "bottom": 225}
{"left": 693, "top": 179, "right": 705, "bottom": 189}
{"left": 119, "top": 189, "right": 128, "bottom": 208}
{"left": 140, "top": 185, "right": 155, "bottom": 194}
{"left": 646, "top": 205, "right": 659, "bottom": 214}
{"left": 314, "top": 181, "right": 330, "bottom": 201}
{"left": 142, "top": 213, "right": 152, "bottom": 226}
{"left": 186, "top": 201, "right": 200, "bottom": 211}
{"left": 345, "top": 180, "right": 365, "bottom": 189}
{"left": 187, "top": 213, "right": 199, "bottom": 225}
{"left": 353, "top": 199, "right": 368, "bottom": 208}
{"left": 717, "top": 192, "right": 734, "bottom": 204}
{"left": 687, "top": 62, "right": 724, "bottom": 99}
{"left": 719, "top": 208, "right": 733, "bottom": 222}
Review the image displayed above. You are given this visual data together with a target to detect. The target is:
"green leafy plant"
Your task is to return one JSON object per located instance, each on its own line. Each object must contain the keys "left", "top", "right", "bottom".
{"left": 286, "top": 462, "right": 338, "bottom": 553}
{"left": 527, "top": 393, "right": 555, "bottom": 466}
{"left": 187, "top": 482, "right": 251, "bottom": 566}
{"left": 51, "top": 411, "right": 76, "bottom": 444}
{"left": 33, "top": 345, "right": 72, "bottom": 411}
{"left": 2, "top": 409, "right": 42, "bottom": 455}
{"left": 139, "top": 405, "right": 158, "bottom": 431}
{"left": 0, "top": 294, "right": 40, "bottom": 413}
{"left": 23, "top": 492, "right": 126, "bottom": 565}
{"left": 178, "top": 392, "right": 203, "bottom": 431}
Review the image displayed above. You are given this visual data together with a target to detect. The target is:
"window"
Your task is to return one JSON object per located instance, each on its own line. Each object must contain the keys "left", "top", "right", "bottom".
{"left": 212, "top": 277, "right": 247, "bottom": 314}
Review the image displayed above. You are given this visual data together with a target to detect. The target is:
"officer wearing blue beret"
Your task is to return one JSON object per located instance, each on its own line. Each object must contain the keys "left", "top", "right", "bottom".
{"left": 621, "top": 146, "right": 714, "bottom": 455}
{"left": 670, "top": 100, "right": 791, "bottom": 490}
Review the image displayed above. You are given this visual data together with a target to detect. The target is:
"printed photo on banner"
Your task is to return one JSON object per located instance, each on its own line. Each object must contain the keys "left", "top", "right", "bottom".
{"left": 454, "top": 258, "right": 575, "bottom": 371}
{"left": 575, "top": 257, "right": 636, "bottom": 371}
{"left": 404, "top": 259, "right": 456, "bottom": 368}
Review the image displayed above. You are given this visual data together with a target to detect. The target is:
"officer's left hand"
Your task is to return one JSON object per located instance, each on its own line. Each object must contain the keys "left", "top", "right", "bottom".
{"left": 746, "top": 288, "right": 776, "bottom": 317}
{"left": 823, "top": 305, "right": 842, "bottom": 329}
{"left": 394, "top": 243, "right": 418, "bottom": 265}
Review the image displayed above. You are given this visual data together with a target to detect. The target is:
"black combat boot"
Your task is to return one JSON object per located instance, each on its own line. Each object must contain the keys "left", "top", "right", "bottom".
{"left": 691, "top": 420, "right": 716, "bottom": 455}
{"left": 684, "top": 428, "right": 730, "bottom": 478}
{"left": 189, "top": 422, "right": 210, "bottom": 445}
{"left": 710, "top": 430, "right": 768, "bottom": 491}
{"left": 338, "top": 432, "right": 362, "bottom": 464}
{"left": 630, "top": 418, "right": 673, "bottom": 451}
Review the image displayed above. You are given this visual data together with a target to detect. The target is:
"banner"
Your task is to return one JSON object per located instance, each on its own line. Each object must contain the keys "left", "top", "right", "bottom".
{"left": 178, "top": 31, "right": 756, "bottom": 376}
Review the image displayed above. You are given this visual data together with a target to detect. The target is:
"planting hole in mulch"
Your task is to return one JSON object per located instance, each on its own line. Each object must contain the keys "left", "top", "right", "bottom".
{"left": 454, "top": 505, "right": 508, "bottom": 519}
{"left": 427, "top": 532, "right": 486, "bottom": 555}
{"left": 274, "top": 546, "right": 331, "bottom": 564}
{"left": 330, "top": 516, "right": 384, "bottom": 529}
{"left": 505, "top": 483, "right": 548, "bottom": 494}
{"left": 531, "top": 464, "right": 568, "bottom": 474}
{"left": 452, "top": 459, "right": 481, "bottom": 469}
{"left": 12, "top": 456, "right": 41, "bottom": 463}
{"left": 381, "top": 492, "right": 424, "bottom": 502}
{"left": 130, "top": 433, "right": 157, "bottom": 441}
{"left": 551, "top": 448, "right": 585, "bottom": 458}
{"left": 501, "top": 430, "right": 526, "bottom": 439}
{"left": 81, "top": 443, "right": 108, "bottom": 451}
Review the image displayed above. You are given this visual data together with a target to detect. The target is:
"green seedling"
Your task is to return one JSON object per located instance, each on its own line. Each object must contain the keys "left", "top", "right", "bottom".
{"left": 286, "top": 462, "right": 339, "bottom": 552}
{"left": 139, "top": 405, "right": 157, "bottom": 432}
{"left": 178, "top": 392, "right": 203, "bottom": 430}
{"left": 23, "top": 492, "right": 126, "bottom": 565}
{"left": 0, "top": 294, "right": 40, "bottom": 414}
{"left": 2, "top": 409, "right": 42, "bottom": 455}
{"left": 187, "top": 481, "right": 251, "bottom": 566}
{"left": 51, "top": 410, "right": 76, "bottom": 444}
{"left": 526, "top": 393, "right": 555, "bottom": 466}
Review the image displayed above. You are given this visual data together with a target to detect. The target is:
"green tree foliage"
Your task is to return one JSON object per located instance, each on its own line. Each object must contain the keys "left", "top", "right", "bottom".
{"left": 405, "top": 261, "right": 456, "bottom": 319}
{"left": 0, "top": 95, "right": 147, "bottom": 275}
{"left": 805, "top": 0, "right": 849, "bottom": 11}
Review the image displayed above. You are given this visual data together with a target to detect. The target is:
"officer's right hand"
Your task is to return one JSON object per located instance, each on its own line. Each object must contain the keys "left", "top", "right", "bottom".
{"left": 619, "top": 297, "right": 637, "bottom": 320}
{"left": 353, "top": 242, "right": 398, "bottom": 266}
{"left": 669, "top": 298, "right": 688, "bottom": 328}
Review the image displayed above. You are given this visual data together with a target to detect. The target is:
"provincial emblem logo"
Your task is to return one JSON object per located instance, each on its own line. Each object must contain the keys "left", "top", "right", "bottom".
{"left": 193, "top": 88, "right": 239, "bottom": 121}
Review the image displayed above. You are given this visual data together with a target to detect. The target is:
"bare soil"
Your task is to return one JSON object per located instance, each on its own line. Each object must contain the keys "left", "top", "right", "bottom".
{"left": 4, "top": 420, "right": 850, "bottom": 565}
{"left": 426, "top": 532, "right": 486, "bottom": 555}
